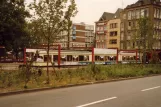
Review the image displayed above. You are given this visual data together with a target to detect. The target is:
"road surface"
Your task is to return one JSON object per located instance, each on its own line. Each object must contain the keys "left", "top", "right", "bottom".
{"left": 0, "top": 75, "right": 161, "bottom": 107}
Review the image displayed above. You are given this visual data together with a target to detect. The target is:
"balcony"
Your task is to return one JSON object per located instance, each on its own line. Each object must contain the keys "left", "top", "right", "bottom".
{"left": 97, "top": 31, "right": 106, "bottom": 35}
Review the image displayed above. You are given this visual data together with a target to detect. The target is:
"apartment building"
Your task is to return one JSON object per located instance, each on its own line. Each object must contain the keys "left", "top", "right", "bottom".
{"left": 95, "top": 20, "right": 108, "bottom": 48}
{"left": 120, "top": 0, "right": 161, "bottom": 50}
{"left": 54, "top": 22, "right": 94, "bottom": 50}
{"left": 95, "top": 8, "right": 122, "bottom": 49}
{"left": 71, "top": 23, "right": 94, "bottom": 49}
{"left": 107, "top": 19, "right": 121, "bottom": 49}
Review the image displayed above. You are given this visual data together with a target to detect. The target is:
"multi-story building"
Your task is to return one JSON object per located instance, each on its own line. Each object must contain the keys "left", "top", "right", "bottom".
{"left": 120, "top": 0, "right": 161, "bottom": 50}
{"left": 107, "top": 18, "right": 121, "bottom": 49}
{"left": 54, "top": 22, "right": 94, "bottom": 50}
{"left": 95, "top": 8, "right": 123, "bottom": 49}
{"left": 71, "top": 23, "right": 94, "bottom": 49}
{"left": 95, "top": 20, "right": 108, "bottom": 48}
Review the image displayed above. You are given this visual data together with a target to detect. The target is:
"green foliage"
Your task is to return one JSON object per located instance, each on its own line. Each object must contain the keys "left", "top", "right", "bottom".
{"left": 150, "top": 51, "right": 159, "bottom": 64}
{"left": 1, "top": 64, "right": 161, "bottom": 92}
{"left": 29, "top": 0, "right": 77, "bottom": 83}
{"left": 29, "top": 0, "right": 78, "bottom": 45}
{"left": 132, "top": 17, "right": 154, "bottom": 63}
{"left": 0, "top": 0, "right": 30, "bottom": 54}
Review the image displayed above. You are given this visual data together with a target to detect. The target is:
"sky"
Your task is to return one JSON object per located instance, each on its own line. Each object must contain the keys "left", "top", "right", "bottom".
{"left": 25, "top": 0, "right": 138, "bottom": 25}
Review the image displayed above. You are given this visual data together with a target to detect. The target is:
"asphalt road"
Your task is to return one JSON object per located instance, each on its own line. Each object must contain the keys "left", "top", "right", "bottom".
{"left": 0, "top": 75, "right": 161, "bottom": 107}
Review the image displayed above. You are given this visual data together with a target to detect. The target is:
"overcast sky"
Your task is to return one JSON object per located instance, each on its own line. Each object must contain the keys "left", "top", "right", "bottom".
{"left": 25, "top": 0, "right": 138, "bottom": 25}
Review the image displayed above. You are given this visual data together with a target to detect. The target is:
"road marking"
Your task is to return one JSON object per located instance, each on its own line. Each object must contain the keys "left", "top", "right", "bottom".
{"left": 142, "top": 86, "right": 161, "bottom": 92}
{"left": 76, "top": 97, "right": 117, "bottom": 107}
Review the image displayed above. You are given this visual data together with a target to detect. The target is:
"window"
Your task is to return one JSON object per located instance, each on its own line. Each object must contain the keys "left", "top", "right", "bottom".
{"left": 44, "top": 55, "right": 52, "bottom": 62}
{"left": 141, "top": 9, "right": 144, "bottom": 17}
{"left": 128, "top": 11, "right": 132, "bottom": 20}
{"left": 72, "top": 30, "right": 76, "bottom": 35}
{"left": 157, "top": 9, "right": 160, "bottom": 18}
{"left": 104, "top": 26, "right": 107, "bottom": 30}
{"left": 72, "top": 26, "right": 76, "bottom": 30}
{"left": 97, "top": 27, "right": 99, "bottom": 31}
{"left": 100, "top": 27, "right": 103, "bottom": 31}
{"left": 136, "top": 9, "right": 140, "bottom": 19}
{"left": 72, "top": 35, "right": 76, "bottom": 40}
{"left": 145, "top": 8, "right": 149, "bottom": 17}
{"left": 132, "top": 10, "right": 135, "bottom": 19}
{"left": 115, "top": 23, "right": 118, "bottom": 28}
{"left": 110, "top": 31, "right": 117, "bottom": 36}
{"left": 154, "top": 8, "right": 157, "bottom": 18}
{"left": 109, "top": 39, "right": 117, "bottom": 44}
{"left": 110, "top": 23, "right": 118, "bottom": 29}
{"left": 128, "top": 22, "right": 131, "bottom": 26}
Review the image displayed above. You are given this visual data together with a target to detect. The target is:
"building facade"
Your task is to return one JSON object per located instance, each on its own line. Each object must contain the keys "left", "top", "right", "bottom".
{"left": 95, "top": 9, "right": 123, "bottom": 49}
{"left": 107, "top": 19, "right": 121, "bottom": 49}
{"left": 120, "top": 0, "right": 161, "bottom": 50}
{"left": 54, "top": 23, "right": 94, "bottom": 50}
{"left": 95, "top": 20, "right": 108, "bottom": 48}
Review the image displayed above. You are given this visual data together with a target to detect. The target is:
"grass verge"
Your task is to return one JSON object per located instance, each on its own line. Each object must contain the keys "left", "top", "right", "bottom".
{"left": 0, "top": 64, "right": 161, "bottom": 93}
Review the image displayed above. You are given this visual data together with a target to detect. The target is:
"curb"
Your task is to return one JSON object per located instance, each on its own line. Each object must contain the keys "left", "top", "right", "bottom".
{"left": 0, "top": 74, "right": 161, "bottom": 97}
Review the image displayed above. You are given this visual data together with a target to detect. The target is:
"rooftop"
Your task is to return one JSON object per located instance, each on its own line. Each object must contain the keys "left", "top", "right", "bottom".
{"left": 98, "top": 8, "right": 123, "bottom": 21}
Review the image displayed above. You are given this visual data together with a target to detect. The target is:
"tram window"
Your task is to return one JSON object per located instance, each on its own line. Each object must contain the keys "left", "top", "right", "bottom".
{"left": 130, "top": 56, "right": 134, "bottom": 60}
{"left": 113, "top": 56, "right": 116, "bottom": 60}
{"left": 67, "top": 55, "right": 72, "bottom": 61}
{"left": 134, "top": 56, "right": 136, "bottom": 60}
{"left": 105, "top": 56, "right": 108, "bottom": 61}
{"left": 123, "top": 56, "right": 126, "bottom": 61}
{"left": 73, "top": 56, "right": 78, "bottom": 61}
{"left": 84, "top": 56, "right": 89, "bottom": 61}
{"left": 127, "top": 56, "right": 130, "bottom": 60}
{"left": 61, "top": 55, "right": 66, "bottom": 61}
{"left": 107, "top": 56, "right": 110, "bottom": 60}
{"left": 100, "top": 56, "right": 104, "bottom": 61}
{"left": 26, "top": 52, "right": 34, "bottom": 61}
{"left": 79, "top": 55, "right": 84, "bottom": 61}
{"left": 44, "top": 55, "right": 52, "bottom": 62}
{"left": 95, "top": 56, "right": 99, "bottom": 61}
{"left": 53, "top": 55, "right": 58, "bottom": 62}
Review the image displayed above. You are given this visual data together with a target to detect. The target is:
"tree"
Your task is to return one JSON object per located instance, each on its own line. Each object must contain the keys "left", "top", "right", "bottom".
{"left": 64, "top": 0, "right": 78, "bottom": 49}
{"left": 29, "top": 0, "right": 77, "bottom": 83}
{"left": 132, "top": 17, "right": 154, "bottom": 64}
{"left": 0, "top": 0, "right": 30, "bottom": 58}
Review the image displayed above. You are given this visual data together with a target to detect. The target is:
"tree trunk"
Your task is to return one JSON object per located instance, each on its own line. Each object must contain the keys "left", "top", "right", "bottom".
{"left": 67, "top": 19, "right": 71, "bottom": 50}
{"left": 46, "top": 42, "right": 50, "bottom": 84}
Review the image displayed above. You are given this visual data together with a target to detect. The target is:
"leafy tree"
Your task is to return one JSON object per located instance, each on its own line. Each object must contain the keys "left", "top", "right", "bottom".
{"left": 64, "top": 0, "right": 78, "bottom": 49}
{"left": 0, "top": 0, "right": 30, "bottom": 58}
{"left": 29, "top": 0, "right": 77, "bottom": 83}
{"left": 27, "top": 21, "right": 43, "bottom": 47}
{"left": 132, "top": 17, "right": 154, "bottom": 64}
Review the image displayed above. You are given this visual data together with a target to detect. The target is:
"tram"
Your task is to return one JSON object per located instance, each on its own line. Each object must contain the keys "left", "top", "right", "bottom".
{"left": 24, "top": 48, "right": 139, "bottom": 66}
